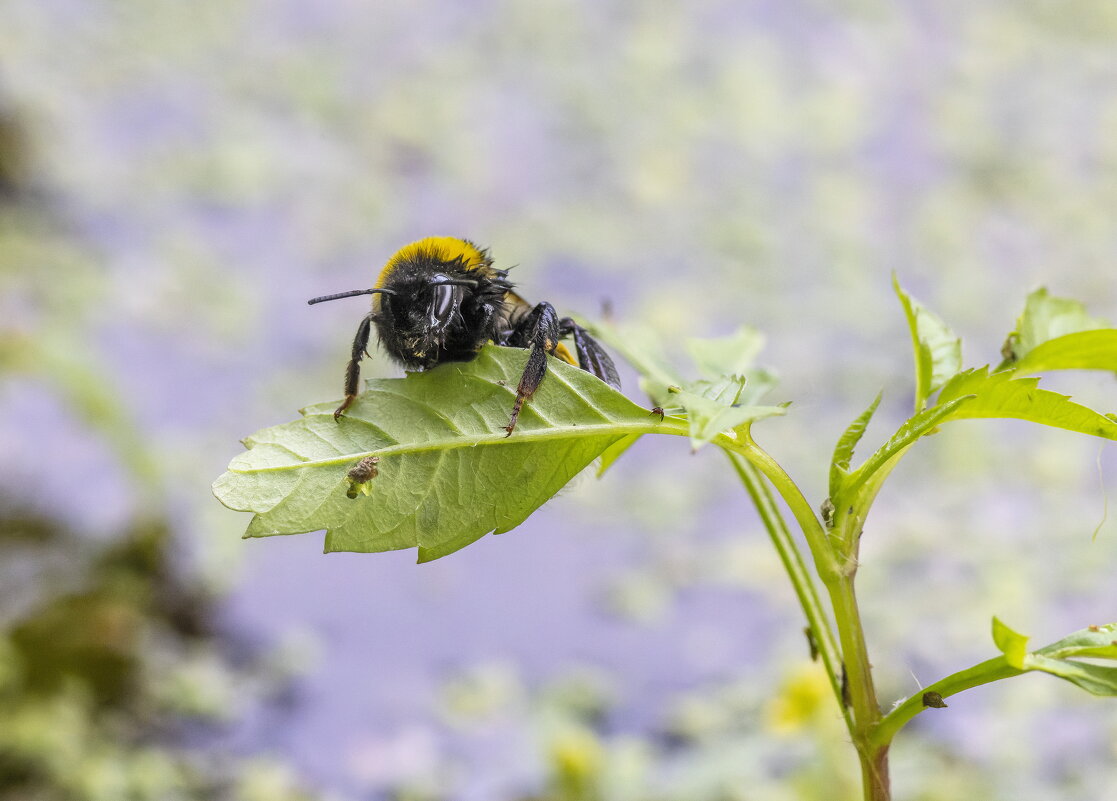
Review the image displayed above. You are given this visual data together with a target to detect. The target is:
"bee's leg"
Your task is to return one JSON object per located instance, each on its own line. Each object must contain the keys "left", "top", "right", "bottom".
{"left": 504, "top": 302, "right": 562, "bottom": 436}
{"left": 473, "top": 298, "right": 504, "bottom": 347}
{"left": 335, "top": 313, "right": 374, "bottom": 421}
{"left": 558, "top": 318, "right": 621, "bottom": 389}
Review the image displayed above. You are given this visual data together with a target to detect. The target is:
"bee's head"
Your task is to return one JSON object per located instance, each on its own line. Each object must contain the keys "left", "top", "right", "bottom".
{"left": 384, "top": 273, "right": 481, "bottom": 362}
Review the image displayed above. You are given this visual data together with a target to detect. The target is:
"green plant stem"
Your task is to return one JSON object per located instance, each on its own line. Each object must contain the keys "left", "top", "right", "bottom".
{"left": 828, "top": 576, "right": 889, "bottom": 800}
{"left": 827, "top": 486, "right": 890, "bottom": 799}
{"left": 719, "top": 429, "right": 890, "bottom": 800}
{"left": 716, "top": 430, "right": 840, "bottom": 584}
{"left": 725, "top": 450, "right": 852, "bottom": 734}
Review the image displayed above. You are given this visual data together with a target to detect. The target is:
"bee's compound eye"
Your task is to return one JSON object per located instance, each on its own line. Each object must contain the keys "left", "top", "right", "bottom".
{"left": 428, "top": 282, "right": 464, "bottom": 332}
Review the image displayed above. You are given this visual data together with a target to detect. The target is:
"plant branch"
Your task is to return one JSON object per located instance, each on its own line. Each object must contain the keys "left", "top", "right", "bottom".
{"left": 871, "top": 657, "right": 1020, "bottom": 749}
{"left": 725, "top": 450, "right": 852, "bottom": 734}
{"left": 715, "top": 429, "right": 840, "bottom": 583}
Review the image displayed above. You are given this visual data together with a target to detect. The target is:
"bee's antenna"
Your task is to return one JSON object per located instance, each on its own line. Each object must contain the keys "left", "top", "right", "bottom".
{"left": 307, "top": 288, "right": 395, "bottom": 305}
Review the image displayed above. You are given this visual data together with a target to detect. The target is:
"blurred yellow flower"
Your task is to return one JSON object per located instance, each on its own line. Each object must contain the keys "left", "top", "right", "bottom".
{"left": 764, "top": 664, "right": 831, "bottom": 735}
{"left": 549, "top": 724, "right": 605, "bottom": 797}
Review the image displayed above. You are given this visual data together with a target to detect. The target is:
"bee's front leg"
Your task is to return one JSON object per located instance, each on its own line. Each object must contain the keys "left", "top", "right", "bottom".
{"left": 335, "top": 313, "right": 374, "bottom": 421}
{"left": 504, "top": 302, "right": 562, "bottom": 436}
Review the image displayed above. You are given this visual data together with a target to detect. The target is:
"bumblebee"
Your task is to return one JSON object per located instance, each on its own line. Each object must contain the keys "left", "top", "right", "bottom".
{"left": 308, "top": 237, "right": 620, "bottom": 435}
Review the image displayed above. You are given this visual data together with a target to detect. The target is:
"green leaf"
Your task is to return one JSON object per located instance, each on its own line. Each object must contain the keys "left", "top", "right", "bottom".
{"left": 681, "top": 367, "right": 779, "bottom": 412}
{"left": 1024, "top": 654, "right": 1117, "bottom": 696}
{"left": 1003, "top": 288, "right": 1109, "bottom": 366}
{"left": 669, "top": 378, "right": 788, "bottom": 451}
{"left": 733, "top": 367, "right": 780, "bottom": 407}
{"left": 582, "top": 320, "right": 784, "bottom": 451}
{"left": 687, "top": 374, "right": 750, "bottom": 406}
{"left": 214, "top": 346, "right": 677, "bottom": 561}
{"left": 1018, "top": 622, "right": 1117, "bottom": 697}
{"left": 994, "top": 619, "right": 1117, "bottom": 695}
{"left": 992, "top": 617, "right": 1029, "bottom": 669}
{"left": 585, "top": 319, "right": 779, "bottom": 409}
{"left": 685, "top": 326, "right": 766, "bottom": 379}
{"left": 893, "top": 276, "right": 962, "bottom": 411}
{"left": 1010, "top": 330, "right": 1117, "bottom": 375}
{"left": 842, "top": 396, "right": 974, "bottom": 498}
{"left": 1036, "top": 623, "right": 1117, "bottom": 661}
{"left": 829, "top": 392, "right": 882, "bottom": 500}
{"left": 675, "top": 352, "right": 785, "bottom": 450}
{"left": 937, "top": 367, "right": 1117, "bottom": 441}
{"left": 836, "top": 361, "right": 1117, "bottom": 521}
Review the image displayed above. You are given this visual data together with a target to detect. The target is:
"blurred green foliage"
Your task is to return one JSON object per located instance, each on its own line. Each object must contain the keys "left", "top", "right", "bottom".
{"left": 0, "top": 506, "right": 324, "bottom": 801}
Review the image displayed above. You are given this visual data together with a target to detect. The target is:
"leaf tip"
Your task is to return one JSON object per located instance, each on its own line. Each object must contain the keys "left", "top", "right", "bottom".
{"left": 992, "top": 616, "right": 1029, "bottom": 669}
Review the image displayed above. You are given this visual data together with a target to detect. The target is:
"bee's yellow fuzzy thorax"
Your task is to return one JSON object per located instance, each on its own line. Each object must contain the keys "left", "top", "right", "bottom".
{"left": 376, "top": 236, "right": 490, "bottom": 288}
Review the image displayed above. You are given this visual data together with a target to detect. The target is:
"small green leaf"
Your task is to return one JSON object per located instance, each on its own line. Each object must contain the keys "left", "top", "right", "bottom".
{"left": 583, "top": 320, "right": 785, "bottom": 451}
{"left": 993, "top": 620, "right": 1117, "bottom": 695}
{"left": 837, "top": 361, "right": 1117, "bottom": 518}
{"left": 1010, "top": 330, "right": 1117, "bottom": 375}
{"left": 736, "top": 367, "right": 779, "bottom": 406}
{"left": 893, "top": 275, "right": 963, "bottom": 411}
{"left": 682, "top": 369, "right": 779, "bottom": 409}
{"left": 937, "top": 367, "right": 1117, "bottom": 441}
{"left": 669, "top": 381, "right": 788, "bottom": 451}
{"left": 1024, "top": 623, "right": 1117, "bottom": 695}
{"left": 214, "top": 346, "right": 676, "bottom": 561}
{"left": 685, "top": 327, "right": 766, "bottom": 379}
{"left": 842, "top": 396, "right": 973, "bottom": 498}
{"left": 829, "top": 392, "right": 882, "bottom": 499}
{"left": 992, "top": 617, "right": 1029, "bottom": 669}
{"left": 1012, "top": 622, "right": 1117, "bottom": 697}
{"left": 1024, "top": 654, "right": 1117, "bottom": 697}
{"left": 688, "top": 374, "right": 749, "bottom": 406}
{"left": 1035, "top": 623, "right": 1117, "bottom": 661}
{"left": 1003, "top": 288, "right": 1109, "bottom": 366}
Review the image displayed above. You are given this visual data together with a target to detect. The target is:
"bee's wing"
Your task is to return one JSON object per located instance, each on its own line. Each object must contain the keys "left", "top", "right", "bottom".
{"left": 568, "top": 324, "right": 621, "bottom": 389}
